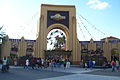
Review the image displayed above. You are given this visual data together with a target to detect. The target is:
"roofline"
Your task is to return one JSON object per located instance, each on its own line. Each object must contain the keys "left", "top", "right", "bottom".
{"left": 41, "top": 4, "right": 75, "bottom": 8}
{"left": 101, "top": 36, "right": 119, "bottom": 40}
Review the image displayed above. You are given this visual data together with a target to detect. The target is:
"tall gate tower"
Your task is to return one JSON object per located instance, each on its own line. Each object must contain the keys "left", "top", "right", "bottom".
{"left": 35, "top": 4, "right": 81, "bottom": 64}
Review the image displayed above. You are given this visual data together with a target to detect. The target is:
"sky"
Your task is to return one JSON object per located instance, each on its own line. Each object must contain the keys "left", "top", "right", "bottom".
{"left": 0, "top": 0, "right": 120, "bottom": 41}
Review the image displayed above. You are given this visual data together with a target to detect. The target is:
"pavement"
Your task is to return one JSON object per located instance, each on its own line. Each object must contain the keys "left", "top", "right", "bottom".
{"left": 0, "top": 64, "right": 120, "bottom": 80}
{"left": 38, "top": 74, "right": 120, "bottom": 80}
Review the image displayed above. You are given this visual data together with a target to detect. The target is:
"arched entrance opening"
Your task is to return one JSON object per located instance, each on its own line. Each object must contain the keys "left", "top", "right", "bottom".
{"left": 47, "top": 29, "right": 66, "bottom": 50}
{"left": 111, "top": 48, "right": 119, "bottom": 61}
{"left": 44, "top": 25, "right": 71, "bottom": 61}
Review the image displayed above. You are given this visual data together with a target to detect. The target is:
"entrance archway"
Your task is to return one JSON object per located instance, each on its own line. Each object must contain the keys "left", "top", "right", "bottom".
{"left": 35, "top": 4, "right": 81, "bottom": 64}
{"left": 45, "top": 24, "right": 71, "bottom": 60}
{"left": 47, "top": 24, "right": 69, "bottom": 50}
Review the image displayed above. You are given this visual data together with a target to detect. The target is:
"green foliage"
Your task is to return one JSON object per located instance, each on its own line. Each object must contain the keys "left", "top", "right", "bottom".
{"left": 26, "top": 54, "right": 32, "bottom": 59}
{"left": 10, "top": 54, "right": 17, "bottom": 58}
{"left": 54, "top": 35, "right": 66, "bottom": 49}
{"left": 112, "top": 49, "right": 119, "bottom": 54}
{"left": 0, "top": 26, "right": 6, "bottom": 44}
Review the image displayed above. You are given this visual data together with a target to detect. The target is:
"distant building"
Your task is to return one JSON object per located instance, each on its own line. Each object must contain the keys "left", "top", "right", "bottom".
{"left": 1, "top": 35, "right": 120, "bottom": 65}
{"left": 1, "top": 36, "right": 36, "bottom": 58}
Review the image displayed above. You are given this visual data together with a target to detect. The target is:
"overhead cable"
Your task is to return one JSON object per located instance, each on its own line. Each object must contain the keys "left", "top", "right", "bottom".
{"left": 80, "top": 14, "right": 106, "bottom": 36}
{"left": 78, "top": 16, "right": 96, "bottom": 40}
{"left": 77, "top": 22, "right": 87, "bottom": 41}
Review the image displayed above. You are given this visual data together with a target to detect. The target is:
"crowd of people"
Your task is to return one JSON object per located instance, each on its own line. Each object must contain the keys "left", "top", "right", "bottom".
{"left": 0, "top": 56, "right": 71, "bottom": 72}
{"left": 80, "top": 60, "right": 96, "bottom": 69}
{"left": 80, "top": 59, "right": 120, "bottom": 72}
{"left": 0, "top": 56, "right": 120, "bottom": 72}
{"left": 21, "top": 56, "right": 71, "bottom": 70}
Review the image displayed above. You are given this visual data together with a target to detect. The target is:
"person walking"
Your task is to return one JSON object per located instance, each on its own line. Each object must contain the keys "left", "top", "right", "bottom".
{"left": 31, "top": 58, "right": 36, "bottom": 69}
{"left": 66, "top": 60, "right": 70, "bottom": 69}
{"left": 63, "top": 59, "right": 66, "bottom": 69}
{"left": 2, "top": 57, "right": 9, "bottom": 72}
{"left": 25, "top": 59, "right": 29, "bottom": 69}
{"left": 102, "top": 61, "right": 107, "bottom": 70}
{"left": 92, "top": 60, "right": 96, "bottom": 68}
{"left": 111, "top": 60, "right": 116, "bottom": 72}
{"left": 84, "top": 62, "right": 88, "bottom": 70}
{"left": 13, "top": 57, "right": 17, "bottom": 66}
{"left": 88, "top": 60, "right": 93, "bottom": 69}
{"left": 115, "top": 60, "right": 119, "bottom": 71}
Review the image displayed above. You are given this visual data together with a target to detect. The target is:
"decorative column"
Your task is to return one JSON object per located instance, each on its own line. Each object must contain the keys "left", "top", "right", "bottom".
{"left": 72, "top": 16, "right": 81, "bottom": 64}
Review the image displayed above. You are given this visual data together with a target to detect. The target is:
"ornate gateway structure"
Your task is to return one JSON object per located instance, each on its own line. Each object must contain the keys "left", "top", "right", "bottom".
{"left": 34, "top": 4, "right": 81, "bottom": 64}
{"left": 1, "top": 4, "right": 120, "bottom": 65}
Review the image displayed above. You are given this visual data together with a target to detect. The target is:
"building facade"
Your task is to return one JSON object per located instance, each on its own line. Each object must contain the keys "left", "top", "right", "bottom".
{"left": 1, "top": 36, "right": 120, "bottom": 64}
{"left": 1, "top": 4, "right": 120, "bottom": 65}
{"left": 1, "top": 36, "right": 36, "bottom": 58}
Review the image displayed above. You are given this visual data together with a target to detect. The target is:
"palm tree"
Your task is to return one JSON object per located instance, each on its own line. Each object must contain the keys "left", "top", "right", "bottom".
{"left": 54, "top": 35, "right": 66, "bottom": 50}
{"left": 0, "top": 26, "right": 6, "bottom": 44}
{"left": 0, "top": 25, "right": 6, "bottom": 59}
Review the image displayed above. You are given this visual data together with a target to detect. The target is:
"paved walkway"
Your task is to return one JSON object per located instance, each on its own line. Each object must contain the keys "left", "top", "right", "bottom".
{"left": 0, "top": 64, "right": 100, "bottom": 74}
{"left": 38, "top": 73, "right": 120, "bottom": 80}
{"left": 0, "top": 65, "right": 120, "bottom": 80}
{"left": 37, "top": 66, "right": 120, "bottom": 80}
{"left": 42, "top": 66, "right": 100, "bottom": 74}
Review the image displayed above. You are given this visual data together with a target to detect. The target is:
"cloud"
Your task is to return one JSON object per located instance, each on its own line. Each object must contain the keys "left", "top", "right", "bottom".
{"left": 87, "top": 0, "right": 100, "bottom": 5}
{"left": 87, "top": 0, "right": 109, "bottom": 10}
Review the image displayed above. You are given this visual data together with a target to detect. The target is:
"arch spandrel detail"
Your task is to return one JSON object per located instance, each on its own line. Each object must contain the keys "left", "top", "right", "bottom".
{"left": 47, "top": 24, "right": 69, "bottom": 37}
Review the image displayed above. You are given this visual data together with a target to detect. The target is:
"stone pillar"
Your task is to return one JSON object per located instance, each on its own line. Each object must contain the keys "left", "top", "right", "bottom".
{"left": 19, "top": 37, "right": 26, "bottom": 57}
{"left": 1, "top": 36, "right": 10, "bottom": 58}
{"left": 71, "top": 16, "right": 81, "bottom": 64}
{"left": 103, "top": 41, "right": 111, "bottom": 61}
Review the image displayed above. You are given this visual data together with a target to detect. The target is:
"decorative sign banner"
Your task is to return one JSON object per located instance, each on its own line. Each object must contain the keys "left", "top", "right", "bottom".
{"left": 95, "top": 41, "right": 103, "bottom": 49}
{"left": 50, "top": 14, "right": 66, "bottom": 21}
{"left": 10, "top": 42, "right": 19, "bottom": 54}
{"left": 47, "top": 11, "right": 69, "bottom": 28}
{"left": 80, "top": 41, "right": 89, "bottom": 50}
{"left": 81, "top": 49, "right": 88, "bottom": 53}
{"left": 26, "top": 41, "right": 34, "bottom": 55}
